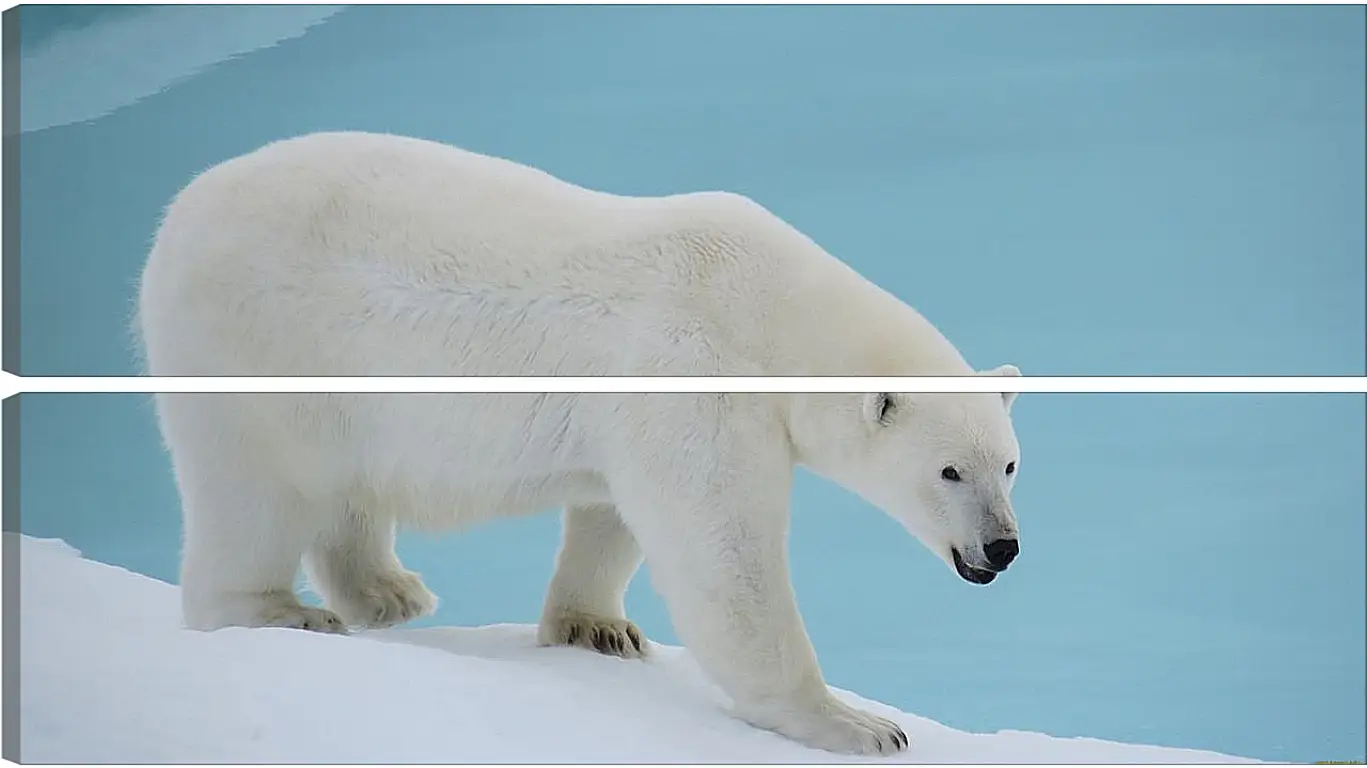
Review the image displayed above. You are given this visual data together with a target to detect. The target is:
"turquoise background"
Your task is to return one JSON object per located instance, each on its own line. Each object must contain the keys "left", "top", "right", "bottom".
{"left": 12, "top": 5, "right": 1366, "bottom": 763}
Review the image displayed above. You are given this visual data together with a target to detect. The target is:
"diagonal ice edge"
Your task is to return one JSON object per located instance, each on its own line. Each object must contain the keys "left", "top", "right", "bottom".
{"left": 17, "top": 5, "right": 345, "bottom": 134}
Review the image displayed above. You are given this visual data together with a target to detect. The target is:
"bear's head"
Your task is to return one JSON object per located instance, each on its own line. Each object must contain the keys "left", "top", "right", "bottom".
{"left": 790, "top": 364, "right": 1024, "bottom": 585}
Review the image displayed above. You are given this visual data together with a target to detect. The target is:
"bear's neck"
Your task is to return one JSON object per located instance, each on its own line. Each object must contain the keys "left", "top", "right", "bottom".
{"left": 754, "top": 254, "right": 976, "bottom": 377}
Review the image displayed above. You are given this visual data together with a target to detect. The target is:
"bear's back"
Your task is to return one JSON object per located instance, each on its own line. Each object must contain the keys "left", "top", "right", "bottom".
{"left": 139, "top": 132, "right": 831, "bottom": 378}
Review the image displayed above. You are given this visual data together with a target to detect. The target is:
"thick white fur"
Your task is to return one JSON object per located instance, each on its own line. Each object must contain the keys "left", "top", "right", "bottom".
{"left": 137, "top": 132, "right": 1024, "bottom": 756}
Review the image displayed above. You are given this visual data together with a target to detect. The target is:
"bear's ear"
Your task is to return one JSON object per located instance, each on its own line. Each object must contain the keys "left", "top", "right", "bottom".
{"left": 862, "top": 392, "right": 898, "bottom": 427}
{"left": 979, "top": 364, "right": 1022, "bottom": 411}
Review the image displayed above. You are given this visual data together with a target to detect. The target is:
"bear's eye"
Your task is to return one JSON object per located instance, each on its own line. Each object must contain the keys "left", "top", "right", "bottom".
{"left": 876, "top": 393, "right": 895, "bottom": 426}
{"left": 1005, "top": 461, "right": 1016, "bottom": 476}
{"left": 941, "top": 466, "right": 962, "bottom": 482}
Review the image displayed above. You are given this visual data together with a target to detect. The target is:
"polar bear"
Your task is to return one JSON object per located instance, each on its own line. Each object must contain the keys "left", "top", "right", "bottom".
{"left": 136, "top": 132, "right": 1025, "bottom": 757}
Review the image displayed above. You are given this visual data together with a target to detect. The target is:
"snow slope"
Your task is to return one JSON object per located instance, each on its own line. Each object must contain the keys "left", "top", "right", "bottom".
{"left": 14, "top": 534, "right": 1261, "bottom": 764}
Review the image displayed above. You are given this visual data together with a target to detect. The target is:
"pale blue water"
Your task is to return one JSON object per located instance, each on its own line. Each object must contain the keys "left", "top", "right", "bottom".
{"left": 11, "top": 5, "right": 1366, "bottom": 763}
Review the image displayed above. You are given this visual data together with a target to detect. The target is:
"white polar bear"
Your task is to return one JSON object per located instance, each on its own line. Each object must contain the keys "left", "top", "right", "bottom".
{"left": 136, "top": 131, "right": 1025, "bottom": 757}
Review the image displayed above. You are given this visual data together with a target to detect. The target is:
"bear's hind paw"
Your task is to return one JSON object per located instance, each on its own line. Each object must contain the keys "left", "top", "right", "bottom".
{"left": 326, "top": 568, "right": 438, "bottom": 630}
{"left": 259, "top": 605, "right": 350, "bottom": 635}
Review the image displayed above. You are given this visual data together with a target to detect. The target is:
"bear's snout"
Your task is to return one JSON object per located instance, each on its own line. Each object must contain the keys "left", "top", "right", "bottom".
{"left": 983, "top": 538, "right": 1020, "bottom": 571}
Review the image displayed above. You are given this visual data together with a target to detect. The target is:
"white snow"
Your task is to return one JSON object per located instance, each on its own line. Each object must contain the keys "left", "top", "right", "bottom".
{"left": 14, "top": 533, "right": 1261, "bottom": 764}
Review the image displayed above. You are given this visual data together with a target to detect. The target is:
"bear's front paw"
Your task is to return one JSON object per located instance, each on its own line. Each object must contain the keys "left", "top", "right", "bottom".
{"left": 742, "top": 693, "right": 909, "bottom": 756}
{"left": 537, "top": 611, "right": 649, "bottom": 659}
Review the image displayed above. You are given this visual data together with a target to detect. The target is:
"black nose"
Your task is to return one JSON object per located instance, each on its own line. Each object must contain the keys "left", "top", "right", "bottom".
{"left": 984, "top": 538, "right": 1019, "bottom": 571}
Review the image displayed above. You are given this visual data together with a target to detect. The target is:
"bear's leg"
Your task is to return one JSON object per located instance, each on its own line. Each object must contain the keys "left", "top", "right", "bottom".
{"left": 177, "top": 464, "right": 346, "bottom": 634}
{"left": 621, "top": 490, "right": 907, "bottom": 755}
{"left": 537, "top": 503, "right": 648, "bottom": 659}
{"left": 303, "top": 502, "right": 438, "bottom": 630}
{"left": 604, "top": 397, "right": 909, "bottom": 756}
